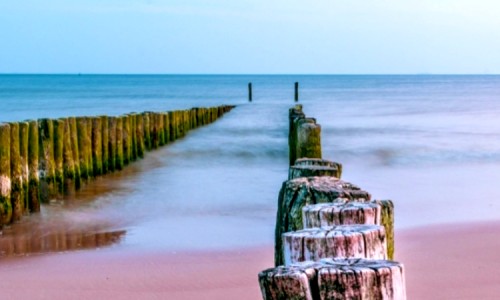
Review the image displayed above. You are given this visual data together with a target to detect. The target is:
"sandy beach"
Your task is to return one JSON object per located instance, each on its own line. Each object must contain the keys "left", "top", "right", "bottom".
{"left": 1, "top": 220, "right": 499, "bottom": 299}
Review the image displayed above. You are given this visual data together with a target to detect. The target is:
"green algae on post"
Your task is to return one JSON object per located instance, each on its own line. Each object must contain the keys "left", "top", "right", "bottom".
{"left": 85, "top": 117, "right": 94, "bottom": 178}
{"left": 135, "top": 114, "right": 145, "bottom": 159}
{"left": 19, "top": 122, "right": 29, "bottom": 215}
{"left": 100, "top": 116, "right": 109, "bottom": 174}
{"left": 0, "top": 123, "right": 12, "bottom": 225}
{"left": 53, "top": 119, "right": 65, "bottom": 195}
{"left": 91, "top": 117, "right": 103, "bottom": 176}
{"left": 10, "top": 122, "right": 24, "bottom": 221}
{"left": 142, "top": 112, "right": 151, "bottom": 151}
{"left": 162, "top": 113, "right": 170, "bottom": 144}
{"left": 129, "top": 114, "right": 137, "bottom": 161}
{"left": 76, "top": 117, "right": 90, "bottom": 180}
{"left": 62, "top": 118, "right": 77, "bottom": 195}
{"left": 68, "top": 117, "right": 81, "bottom": 189}
{"left": 28, "top": 120, "right": 40, "bottom": 213}
{"left": 107, "top": 117, "right": 117, "bottom": 172}
{"left": 38, "top": 118, "right": 56, "bottom": 203}
{"left": 115, "top": 116, "right": 124, "bottom": 170}
{"left": 122, "top": 115, "right": 131, "bottom": 165}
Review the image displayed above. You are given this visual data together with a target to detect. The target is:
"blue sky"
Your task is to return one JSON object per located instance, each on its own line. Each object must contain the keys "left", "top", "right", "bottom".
{"left": 1, "top": 0, "right": 500, "bottom": 74}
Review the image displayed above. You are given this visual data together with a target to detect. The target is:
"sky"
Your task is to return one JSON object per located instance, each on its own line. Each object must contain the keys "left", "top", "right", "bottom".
{"left": 1, "top": 0, "right": 500, "bottom": 74}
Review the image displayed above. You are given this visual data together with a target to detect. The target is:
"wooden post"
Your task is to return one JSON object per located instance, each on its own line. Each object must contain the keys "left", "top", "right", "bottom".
{"left": 163, "top": 113, "right": 170, "bottom": 144}
{"left": 38, "top": 118, "right": 56, "bottom": 203}
{"left": 76, "top": 117, "right": 90, "bottom": 180}
{"left": 107, "top": 117, "right": 117, "bottom": 172}
{"left": 129, "top": 114, "right": 137, "bottom": 161}
{"left": 259, "top": 258, "right": 406, "bottom": 300}
{"left": 135, "top": 114, "right": 145, "bottom": 159}
{"left": 85, "top": 118, "right": 94, "bottom": 178}
{"left": 302, "top": 202, "right": 381, "bottom": 229}
{"left": 248, "top": 83, "right": 252, "bottom": 102}
{"left": 27, "top": 120, "right": 40, "bottom": 213}
{"left": 275, "top": 176, "right": 371, "bottom": 266}
{"left": 375, "top": 199, "right": 395, "bottom": 260}
{"left": 115, "top": 116, "right": 124, "bottom": 170}
{"left": 142, "top": 112, "right": 151, "bottom": 150}
{"left": 0, "top": 123, "right": 12, "bottom": 225}
{"left": 295, "top": 82, "right": 299, "bottom": 102}
{"left": 296, "top": 118, "right": 322, "bottom": 160}
{"left": 53, "top": 119, "right": 65, "bottom": 195}
{"left": 62, "top": 118, "right": 77, "bottom": 195}
{"left": 68, "top": 117, "right": 81, "bottom": 189}
{"left": 91, "top": 117, "right": 103, "bottom": 176}
{"left": 289, "top": 105, "right": 305, "bottom": 166}
{"left": 289, "top": 158, "right": 342, "bottom": 180}
{"left": 10, "top": 123, "right": 23, "bottom": 222}
{"left": 282, "top": 225, "right": 387, "bottom": 265}
{"left": 100, "top": 116, "right": 109, "bottom": 174}
{"left": 19, "top": 122, "right": 29, "bottom": 215}
{"left": 121, "top": 115, "right": 131, "bottom": 165}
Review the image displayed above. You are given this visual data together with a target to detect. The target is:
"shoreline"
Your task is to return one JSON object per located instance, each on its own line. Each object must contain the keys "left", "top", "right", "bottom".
{"left": 1, "top": 220, "right": 500, "bottom": 299}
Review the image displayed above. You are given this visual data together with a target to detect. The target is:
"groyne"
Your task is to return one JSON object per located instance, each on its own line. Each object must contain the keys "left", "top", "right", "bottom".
{"left": 0, "top": 105, "right": 234, "bottom": 228}
{"left": 259, "top": 105, "right": 405, "bottom": 299}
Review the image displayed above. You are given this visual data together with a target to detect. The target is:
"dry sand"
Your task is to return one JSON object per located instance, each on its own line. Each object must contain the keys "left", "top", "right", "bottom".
{"left": 1, "top": 221, "right": 500, "bottom": 299}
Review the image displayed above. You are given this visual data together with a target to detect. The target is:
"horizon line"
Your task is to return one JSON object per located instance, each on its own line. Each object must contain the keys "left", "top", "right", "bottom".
{"left": 1, "top": 73, "right": 499, "bottom": 76}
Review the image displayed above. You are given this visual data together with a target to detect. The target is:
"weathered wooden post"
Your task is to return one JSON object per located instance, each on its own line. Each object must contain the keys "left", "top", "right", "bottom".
{"left": 53, "top": 119, "right": 65, "bottom": 195}
{"left": 289, "top": 158, "right": 342, "bottom": 180}
{"left": 115, "top": 116, "right": 124, "bottom": 170}
{"left": 129, "top": 114, "right": 137, "bottom": 161}
{"left": 100, "top": 116, "right": 109, "bottom": 174}
{"left": 19, "top": 122, "right": 29, "bottom": 215}
{"left": 248, "top": 82, "right": 252, "bottom": 102}
{"left": 282, "top": 225, "right": 387, "bottom": 265}
{"left": 107, "top": 117, "right": 117, "bottom": 172}
{"left": 275, "top": 176, "right": 371, "bottom": 266}
{"left": 121, "top": 115, "right": 131, "bottom": 165}
{"left": 68, "top": 117, "right": 81, "bottom": 189}
{"left": 0, "top": 123, "right": 12, "bottom": 225}
{"left": 28, "top": 120, "right": 40, "bottom": 213}
{"left": 38, "top": 118, "right": 56, "bottom": 202}
{"left": 142, "top": 112, "right": 151, "bottom": 151}
{"left": 10, "top": 123, "right": 23, "bottom": 221}
{"left": 295, "top": 82, "right": 299, "bottom": 102}
{"left": 76, "top": 117, "right": 90, "bottom": 180}
{"left": 85, "top": 117, "right": 94, "bottom": 178}
{"left": 91, "top": 117, "right": 103, "bottom": 176}
{"left": 62, "top": 118, "right": 77, "bottom": 195}
{"left": 296, "top": 118, "right": 322, "bottom": 160}
{"left": 288, "top": 105, "right": 305, "bottom": 166}
{"left": 302, "top": 202, "right": 381, "bottom": 229}
{"left": 135, "top": 114, "right": 145, "bottom": 159}
{"left": 158, "top": 112, "right": 165, "bottom": 146}
{"left": 259, "top": 258, "right": 406, "bottom": 300}
{"left": 163, "top": 113, "right": 170, "bottom": 144}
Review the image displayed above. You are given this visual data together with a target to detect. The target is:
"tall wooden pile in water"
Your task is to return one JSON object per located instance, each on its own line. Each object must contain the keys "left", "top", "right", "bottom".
{"left": 259, "top": 105, "right": 405, "bottom": 300}
{"left": 0, "top": 105, "right": 235, "bottom": 228}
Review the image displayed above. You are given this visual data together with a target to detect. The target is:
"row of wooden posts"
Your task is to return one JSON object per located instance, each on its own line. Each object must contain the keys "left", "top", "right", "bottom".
{"left": 248, "top": 82, "right": 299, "bottom": 102}
{"left": 0, "top": 105, "right": 234, "bottom": 228}
{"left": 259, "top": 105, "right": 406, "bottom": 299}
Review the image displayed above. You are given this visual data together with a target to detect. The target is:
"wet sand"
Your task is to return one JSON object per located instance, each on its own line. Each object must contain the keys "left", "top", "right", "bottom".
{"left": 1, "top": 221, "right": 500, "bottom": 299}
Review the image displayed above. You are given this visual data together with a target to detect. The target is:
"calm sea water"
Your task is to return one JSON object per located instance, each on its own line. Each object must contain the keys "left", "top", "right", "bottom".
{"left": 1, "top": 75, "right": 500, "bottom": 254}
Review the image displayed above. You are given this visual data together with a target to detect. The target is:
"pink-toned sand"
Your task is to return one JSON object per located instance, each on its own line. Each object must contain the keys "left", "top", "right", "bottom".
{"left": 2, "top": 221, "right": 500, "bottom": 299}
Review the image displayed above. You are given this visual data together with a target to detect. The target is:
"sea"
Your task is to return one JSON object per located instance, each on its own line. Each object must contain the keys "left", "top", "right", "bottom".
{"left": 1, "top": 74, "right": 500, "bottom": 255}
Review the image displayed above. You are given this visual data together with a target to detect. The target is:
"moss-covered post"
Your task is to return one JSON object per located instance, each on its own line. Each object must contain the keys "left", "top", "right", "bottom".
{"left": 129, "top": 114, "right": 137, "bottom": 161}
{"left": 38, "top": 118, "right": 56, "bottom": 203}
{"left": 0, "top": 123, "right": 12, "bottom": 225}
{"left": 122, "top": 115, "right": 131, "bottom": 165}
{"left": 296, "top": 118, "right": 322, "bottom": 160}
{"left": 158, "top": 113, "right": 165, "bottom": 146}
{"left": 91, "top": 117, "right": 103, "bottom": 176}
{"left": 168, "top": 112, "right": 175, "bottom": 141}
{"left": 163, "top": 113, "right": 170, "bottom": 144}
{"left": 53, "top": 119, "right": 65, "bottom": 195}
{"left": 85, "top": 118, "right": 94, "bottom": 178}
{"left": 142, "top": 112, "right": 151, "bottom": 151}
{"left": 107, "top": 117, "right": 117, "bottom": 172}
{"left": 115, "top": 116, "right": 124, "bottom": 170}
{"left": 100, "top": 116, "right": 109, "bottom": 174}
{"left": 76, "top": 117, "right": 90, "bottom": 181}
{"left": 27, "top": 120, "right": 40, "bottom": 213}
{"left": 150, "top": 113, "right": 159, "bottom": 149}
{"left": 62, "top": 118, "right": 77, "bottom": 195}
{"left": 10, "top": 123, "right": 23, "bottom": 222}
{"left": 295, "top": 82, "right": 299, "bottom": 102}
{"left": 135, "top": 114, "right": 145, "bottom": 159}
{"left": 68, "top": 117, "right": 81, "bottom": 189}
{"left": 19, "top": 122, "right": 29, "bottom": 215}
